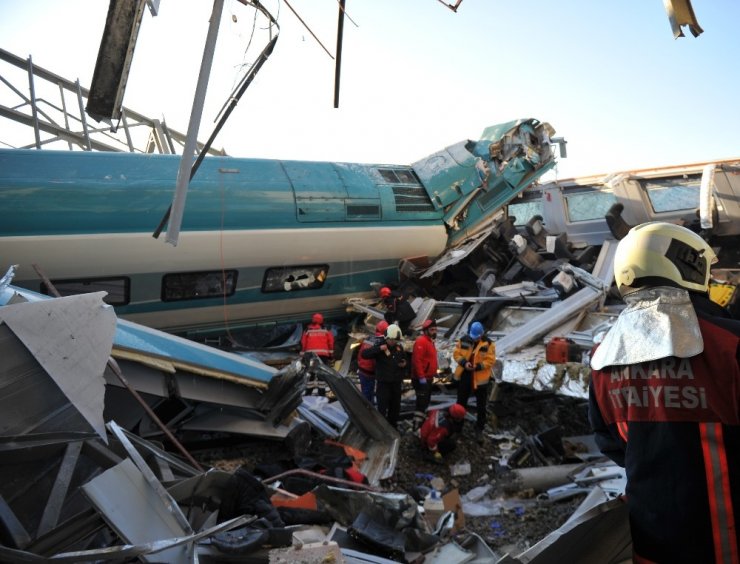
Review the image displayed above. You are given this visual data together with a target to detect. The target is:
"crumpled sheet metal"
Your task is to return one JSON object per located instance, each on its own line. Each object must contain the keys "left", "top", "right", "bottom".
{"left": 591, "top": 287, "right": 703, "bottom": 370}
{"left": 313, "top": 485, "right": 427, "bottom": 532}
{"left": 502, "top": 345, "right": 591, "bottom": 399}
{"left": 508, "top": 490, "right": 632, "bottom": 564}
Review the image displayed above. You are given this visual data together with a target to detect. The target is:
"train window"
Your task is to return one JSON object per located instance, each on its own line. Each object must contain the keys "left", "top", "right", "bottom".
{"left": 262, "top": 265, "right": 329, "bottom": 293}
{"left": 564, "top": 189, "right": 616, "bottom": 222}
{"left": 43, "top": 277, "right": 130, "bottom": 306}
{"left": 640, "top": 175, "right": 701, "bottom": 213}
{"left": 162, "top": 270, "right": 237, "bottom": 301}
{"left": 392, "top": 185, "right": 435, "bottom": 212}
{"left": 509, "top": 201, "right": 544, "bottom": 226}
{"left": 378, "top": 168, "right": 421, "bottom": 185}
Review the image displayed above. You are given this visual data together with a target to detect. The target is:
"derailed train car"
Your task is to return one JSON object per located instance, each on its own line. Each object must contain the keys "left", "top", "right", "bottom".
{"left": 0, "top": 118, "right": 560, "bottom": 335}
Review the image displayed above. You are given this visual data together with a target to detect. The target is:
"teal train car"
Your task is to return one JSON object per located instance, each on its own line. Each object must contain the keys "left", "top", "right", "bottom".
{"left": 0, "top": 118, "right": 559, "bottom": 334}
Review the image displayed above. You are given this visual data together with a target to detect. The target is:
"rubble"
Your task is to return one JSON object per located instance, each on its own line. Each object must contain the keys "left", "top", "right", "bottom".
{"left": 0, "top": 262, "right": 633, "bottom": 562}
{"left": 1, "top": 157, "right": 738, "bottom": 561}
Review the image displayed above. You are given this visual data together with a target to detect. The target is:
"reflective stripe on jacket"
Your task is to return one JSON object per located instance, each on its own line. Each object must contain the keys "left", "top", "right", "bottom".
{"left": 453, "top": 335, "right": 495, "bottom": 389}
{"left": 301, "top": 323, "right": 334, "bottom": 358}
{"left": 589, "top": 296, "right": 740, "bottom": 564}
{"left": 361, "top": 338, "right": 407, "bottom": 383}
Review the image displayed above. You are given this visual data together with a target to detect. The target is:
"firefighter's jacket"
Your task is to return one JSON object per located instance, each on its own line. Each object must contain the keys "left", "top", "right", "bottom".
{"left": 589, "top": 294, "right": 740, "bottom": 564}
{"left": 361, "top": 338, "right": 407, "bottom": 383}
{"left": 301, "top": 323, "right": 334, "bottom": 359}
{"left": 357, "top": 333, "right": 382, "bottom": 376}
{"left": 419, "top": 409, "right": 461, "bottom": 452}
{"left": 453, "top": 335, "right": 495, "bottom": 390}
{"left": 411, "top": 333, "right": 438, "bottom": 380}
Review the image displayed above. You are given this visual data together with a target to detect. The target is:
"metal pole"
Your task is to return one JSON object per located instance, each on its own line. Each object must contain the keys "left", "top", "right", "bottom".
{"left": 26, "top": 55, "right": 41, "bottom": 149}
{"left": 333, "top": 0, "right": 346, "bottom": 108}
{"left": 165, "top": 0, "right": 224, "bottom": 246}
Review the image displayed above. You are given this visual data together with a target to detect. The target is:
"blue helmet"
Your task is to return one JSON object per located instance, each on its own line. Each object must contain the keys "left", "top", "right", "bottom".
{"left": 469, "top": 322, "right": 484, "bottom": 339}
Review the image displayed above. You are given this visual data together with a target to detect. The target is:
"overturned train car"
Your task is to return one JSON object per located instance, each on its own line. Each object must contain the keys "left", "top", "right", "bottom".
{"left": 0, "top": 118, "right": 559, "bottom": 335}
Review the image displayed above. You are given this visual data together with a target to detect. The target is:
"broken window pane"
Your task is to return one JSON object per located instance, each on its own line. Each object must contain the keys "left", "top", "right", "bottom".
{"left": 162, "top": 271, "right": 237, "bottom": 301}
{"left": 509, "top": 201, "right": 544, "bottom": 225}
{"left": 262, "top": 265, "right": 329, "bottom": 293}
{"left": 641, "top": 175, "right": 701, "bottom": 212}
{"left": 564, "top": 189, "right": 616, "bottom": 222}
{"left": 394, "top": 169, "right": 420, "bottom": 185}
{"left": 43, "top": 277, "right": 130, "bottom": 306}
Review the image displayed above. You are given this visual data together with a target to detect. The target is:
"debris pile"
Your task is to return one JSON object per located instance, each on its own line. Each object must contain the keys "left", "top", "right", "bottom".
{"left": 0, "top": 269, "right": 635, "bottom": 562}
{"left": 1, "top": 175, "right": 736, "bottom": 560}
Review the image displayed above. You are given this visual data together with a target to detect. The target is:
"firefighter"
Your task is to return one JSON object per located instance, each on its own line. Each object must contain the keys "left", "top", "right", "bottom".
{"left": 589, "top": 222, "right": 740, "bottom": 564}
{"left": 411, "top": 319, "right": 438, "bottom": 428}
{"left": 419, "top": 403, "right": 467, "bottom": 462}
{"left": 301, "top": 313, "right": 335, "bottom": 395}
{"left": 453, "top": 321, "right": 495, "bottom": 443}
{"left": 356, "top": 320, "right": 388, "bottom": 404}
{"left": 380, "top": 286, "right": 416, "bottom": 335}
{"left": 361, "top": 323, "right": 407, "bottom": 428}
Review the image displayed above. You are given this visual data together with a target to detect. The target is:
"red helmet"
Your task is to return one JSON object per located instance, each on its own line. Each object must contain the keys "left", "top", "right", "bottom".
{"left": 422, "top": 319, "right": 437, "bottom": 331}
{"left": 312, "top": 313, "right": 324, "bottom": 325}
{"left": 379, "top": 287, "right": 392, "bottom": 299}
{"left": 449, "top": 403, "right": 466, "bottom": 421}
{"left": 375, "top": 320, "right": 389, "bottom": 335}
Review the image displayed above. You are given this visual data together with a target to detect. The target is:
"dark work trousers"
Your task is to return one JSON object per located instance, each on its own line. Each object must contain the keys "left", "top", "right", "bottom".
{"left": 456, "top": 371, "right": 489, "bottom": 431}
{"left": 376, "top": 380, "right": 402, "bottom": 428}
{"left": 413, "top": 379, "right": 432, "bottom": 414}
{"left": 304, "top": 355, "right": 331, "bottom": 396}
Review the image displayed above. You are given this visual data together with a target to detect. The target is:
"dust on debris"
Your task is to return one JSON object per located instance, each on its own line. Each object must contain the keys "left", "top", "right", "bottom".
{"left": 203, "top": 382, "right": 593, "bottom": 556}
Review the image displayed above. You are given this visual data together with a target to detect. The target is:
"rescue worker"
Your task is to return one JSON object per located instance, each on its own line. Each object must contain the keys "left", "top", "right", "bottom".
{"left": 301, "top": 313, "right": 335, "bottom": 396}
{"left": 361, "top": 323, "right": 407, "bottom": 428}
{"left": 420, "top": 403, "right": 467, "bottom": 462}
{"left": 380, "top": 286, "right": 416, "bottom": 335}
{"left": 411, "top": 319, "right": 438, "bottom": 428}
{"left": 589, "top": 222, "right": 740, "bottom": 564}
{"left": 356, "top": 320, "right": 388, "bottom": 405}
{"left": 453, "top": 321, "right": 495, "bottom": 443}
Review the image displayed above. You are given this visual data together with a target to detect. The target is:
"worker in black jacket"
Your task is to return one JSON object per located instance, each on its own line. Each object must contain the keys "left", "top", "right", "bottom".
{"left": 380, "top": 286, "right": 416, "bottom": 335}
{"left": 361, "top": 323, "right": 407, "bottom": 428}
{"left": 589, "top": 222, "right": 740, "bottom": 564}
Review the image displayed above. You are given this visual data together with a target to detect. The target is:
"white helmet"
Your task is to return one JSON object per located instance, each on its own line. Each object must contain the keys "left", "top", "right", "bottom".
{"left": 385, "top": 324, "right": 402, "bottom": 340}
{"left": 613, "top": 222, "right": 717, "bottom": 296}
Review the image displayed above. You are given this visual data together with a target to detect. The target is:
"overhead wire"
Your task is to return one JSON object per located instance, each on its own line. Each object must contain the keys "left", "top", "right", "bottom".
{"left": 282, "top": 0, "right": 334, "bottom": 59}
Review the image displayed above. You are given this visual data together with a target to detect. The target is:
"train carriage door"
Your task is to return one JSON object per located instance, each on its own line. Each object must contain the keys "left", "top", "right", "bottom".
{"left": 333, "top": 163, "right": 382, "bottom": 221}
{"left": 283, "top": 161, "right": 348, "bottom": 222}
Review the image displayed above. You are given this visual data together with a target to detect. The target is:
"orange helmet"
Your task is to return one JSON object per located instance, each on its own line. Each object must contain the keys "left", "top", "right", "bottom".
{"left": 312, "top": 313, "right": 324, "bottom": 325}
{"left": 379, "top": 287, "right": 392, "bottom": 299}
{"left": 375, "top": 320, "right": 389, "bottom": 335}
{"left": 449, "top": 403, "right": 466, "bottom": 421}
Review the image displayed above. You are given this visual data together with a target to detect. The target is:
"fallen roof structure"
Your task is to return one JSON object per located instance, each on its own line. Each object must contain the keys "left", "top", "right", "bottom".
{"left": 0, "top": 268, "right": 408, "bottom": 558}
{"left": 0, "top": 265, "right": 400, "bottom": 469}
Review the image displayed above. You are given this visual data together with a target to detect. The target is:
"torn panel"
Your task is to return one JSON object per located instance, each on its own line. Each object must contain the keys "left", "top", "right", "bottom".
{"left": 82, "top": 458, "right": 192, "bottom": 563}
{"left": 663, "top": 0, "right": 703, "bottom": 38}
{"left": 0, "top": 293, "right": 115, "bottom": 441}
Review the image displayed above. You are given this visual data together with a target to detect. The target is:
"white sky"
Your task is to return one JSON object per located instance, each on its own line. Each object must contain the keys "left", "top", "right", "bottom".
{"left": 1, "top": 0, "right": 739, "bottom": 181}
